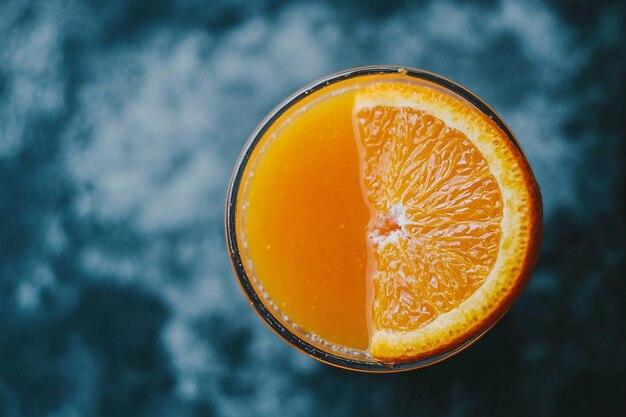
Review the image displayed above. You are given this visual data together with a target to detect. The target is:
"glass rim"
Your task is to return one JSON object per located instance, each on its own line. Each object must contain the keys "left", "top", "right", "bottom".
{"left": 225, "top": 65, "right": 521, "bottom": 372}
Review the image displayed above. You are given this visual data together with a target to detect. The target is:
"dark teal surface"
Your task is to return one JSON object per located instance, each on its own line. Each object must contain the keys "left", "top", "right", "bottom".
{"left": 0, "top": 0, "right": 624, "bottom": 415}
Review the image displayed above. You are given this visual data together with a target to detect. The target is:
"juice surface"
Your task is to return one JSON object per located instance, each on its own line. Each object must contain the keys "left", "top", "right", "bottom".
{"left": 239, "top": 87, "right": 370, "bottom": 350}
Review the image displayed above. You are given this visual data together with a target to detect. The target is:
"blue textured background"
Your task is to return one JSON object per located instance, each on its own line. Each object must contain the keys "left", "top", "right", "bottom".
{"left": 1, "top": 0, "right": 625, "bottom": 416}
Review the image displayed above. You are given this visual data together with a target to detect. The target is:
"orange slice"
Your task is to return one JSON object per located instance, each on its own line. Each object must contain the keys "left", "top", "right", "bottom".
{"left": 353, "top": 83, "right": 542, "bottom": 362}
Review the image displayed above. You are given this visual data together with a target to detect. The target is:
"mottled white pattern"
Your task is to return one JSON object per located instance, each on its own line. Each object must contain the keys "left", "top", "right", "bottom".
{"left": 67, "top": 2, "right": 581, "bottom": 413}
{"left": 1, "top": 0, "right": 623, "bottom": 416}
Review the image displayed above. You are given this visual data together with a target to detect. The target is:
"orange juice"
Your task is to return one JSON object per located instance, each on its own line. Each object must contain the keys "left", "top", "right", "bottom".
{"left": 239, "top": 88, "right": 370, "bottom": 350}
{"left": 228, "top": 67, "right": 541, "bottom": 368}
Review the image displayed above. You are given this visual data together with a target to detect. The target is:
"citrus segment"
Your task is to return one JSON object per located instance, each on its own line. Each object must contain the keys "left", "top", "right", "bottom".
{"left": 354, "top": 83, "right": 542, "bottom": 361}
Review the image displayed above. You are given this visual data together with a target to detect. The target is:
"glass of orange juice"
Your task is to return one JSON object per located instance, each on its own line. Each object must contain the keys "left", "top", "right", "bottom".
{"left": 225, "top": 66, "right": 542, "bottom": 372}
